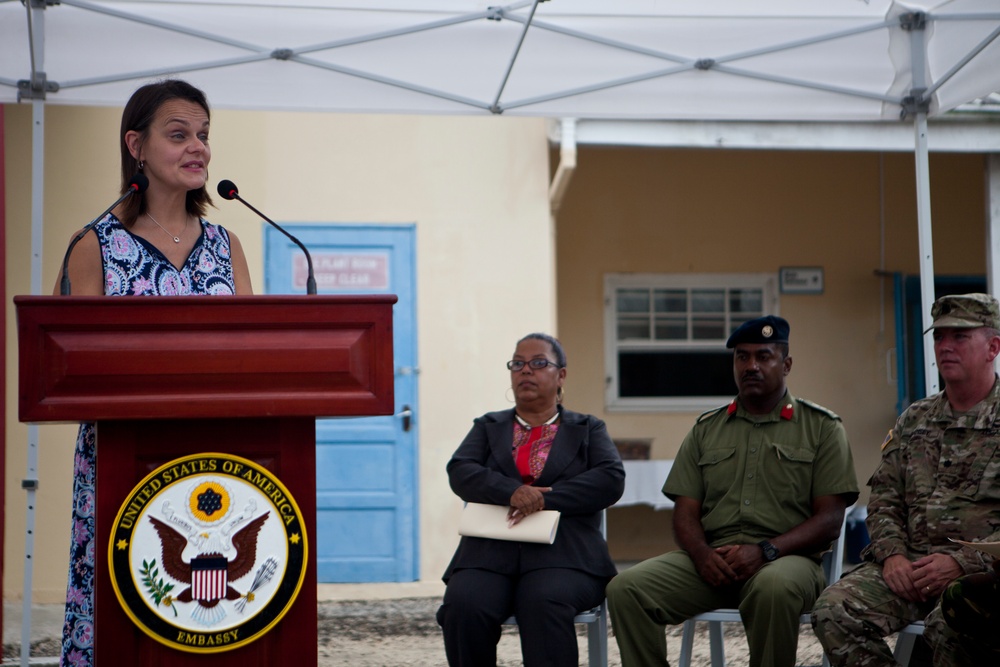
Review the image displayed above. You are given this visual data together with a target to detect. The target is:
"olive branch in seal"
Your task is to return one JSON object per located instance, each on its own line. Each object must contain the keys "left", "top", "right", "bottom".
{"left": 140, "top": 559, "right": 178, "bottom": 617}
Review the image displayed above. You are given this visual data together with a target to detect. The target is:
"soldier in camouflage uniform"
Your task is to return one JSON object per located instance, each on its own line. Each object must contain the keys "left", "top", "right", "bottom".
{"left": 608, "top": 316, "right": 859, "bottom": 667}
{"left": 811, "top": 293, "right": 1000, "bottom": 666}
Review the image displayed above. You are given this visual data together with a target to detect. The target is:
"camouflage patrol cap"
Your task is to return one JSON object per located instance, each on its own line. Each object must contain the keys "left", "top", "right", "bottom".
{"left": 726, "top": 315, "right": 789, "bottom": 348}
{"left": 924, "top": 293, "right": 1000, "bottom": 332}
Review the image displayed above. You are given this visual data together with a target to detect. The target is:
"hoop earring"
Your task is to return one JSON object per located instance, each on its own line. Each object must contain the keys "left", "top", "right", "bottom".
{"left": 505, "top": 387, "right": 515, "bottom": 403}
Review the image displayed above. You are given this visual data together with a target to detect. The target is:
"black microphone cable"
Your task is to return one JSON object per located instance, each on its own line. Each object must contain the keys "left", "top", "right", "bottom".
{"left": 59, "top": 173, "right": 149, "bottom": 295}
{"left": 217, "top": 179, "right": 317, "bottom": 295}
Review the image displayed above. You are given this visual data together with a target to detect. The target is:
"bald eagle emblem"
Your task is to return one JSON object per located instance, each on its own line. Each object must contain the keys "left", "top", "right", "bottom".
{"left": 109, "top": 454, "right": 307, "bottom": 653}
{"left": 149, "top": 510, "right": 269, "bottom": 624}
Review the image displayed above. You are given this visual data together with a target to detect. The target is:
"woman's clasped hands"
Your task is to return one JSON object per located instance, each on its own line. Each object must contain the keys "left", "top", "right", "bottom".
{"left": 507, "top": 484, "right": 551, "bottom": 527}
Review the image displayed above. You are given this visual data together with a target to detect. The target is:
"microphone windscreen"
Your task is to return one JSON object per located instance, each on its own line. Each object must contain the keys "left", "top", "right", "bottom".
{"left": 217, "top": 179, "right": 239, "bottom": 200}
{"left": 130, "top": 172, "right": 149, "bottom": 194}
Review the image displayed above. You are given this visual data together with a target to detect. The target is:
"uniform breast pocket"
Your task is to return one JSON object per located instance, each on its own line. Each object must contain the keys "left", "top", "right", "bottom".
{"left": 964, "top": 448, "right": 1000, "bottom": 500}
{"left": 768, "top": 442, "right": 815, "bottom": 497}
{"left": 698, "top": 447, "right": 738, "bottom": 500}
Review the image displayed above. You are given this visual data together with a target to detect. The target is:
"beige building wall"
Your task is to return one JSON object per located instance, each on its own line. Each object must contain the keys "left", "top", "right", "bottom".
{"left": 3, "top": 103, "right": 992, "bottom": 602}
{"left": 3, "top": 104, "right": 555, "bottom": 602}
{"left": 555, "top": 146, "right": 988, "bottom": 559}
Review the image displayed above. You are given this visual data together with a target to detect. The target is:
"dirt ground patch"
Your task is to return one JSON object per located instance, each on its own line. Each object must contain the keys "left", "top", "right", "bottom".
{"left": 314, "top": 597, "right": 831, "bottom": 667}
{"left": 5, "top": 597, "right": 840, "bottom": 666}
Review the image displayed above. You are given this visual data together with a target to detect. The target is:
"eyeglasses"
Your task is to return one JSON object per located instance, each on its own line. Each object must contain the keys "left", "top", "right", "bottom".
{"left": 506, "top": 359, "right": 560, "bottom": 371}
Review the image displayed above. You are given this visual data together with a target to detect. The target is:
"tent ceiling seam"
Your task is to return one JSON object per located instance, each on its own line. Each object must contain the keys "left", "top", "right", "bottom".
{"left": 57, "top": 54, "right": 269, "bottom": 90}
{"left": 712, "top": 64, "right": 901, "bottom": 105}
{"left": 295, "top": 9, "right": 491, "bottom": 55}
{"left": 292, "top": 54, "right": 491, "bottom": 111}
{"left": 503, "top": 63, "right": 693, "bottom": 112}
{"left": 63, "top": 0, "right": 266, "bottom": 54}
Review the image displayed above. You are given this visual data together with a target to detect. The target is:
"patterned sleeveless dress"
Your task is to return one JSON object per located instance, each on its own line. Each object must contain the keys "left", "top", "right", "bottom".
{"left": 61, "top": 214, "right": 238, "bottom": 667}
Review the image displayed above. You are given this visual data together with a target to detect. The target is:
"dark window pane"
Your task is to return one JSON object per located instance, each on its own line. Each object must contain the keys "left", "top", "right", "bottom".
{"left": 617, "top": 289, "right": 650, "bottom": 313}
{"left": 618, "top": 319, "right": 650, "bottom": 340}
{"left": 654, "top": 317, "right": 686, "bottom": 340}
{"left": 692, "top": 289, "right": 724, "bottom": 313}
{"left": 654, "top": 289, "right": 687, "bottom": 313}
{"left": 692, "top": 316, "right": 725, "bottom": 340}
{"left": 618, "top": 351, "right": 736, "bottom": 397}
{"left": 729, "top": 289, "right": 763, "bottom": 314}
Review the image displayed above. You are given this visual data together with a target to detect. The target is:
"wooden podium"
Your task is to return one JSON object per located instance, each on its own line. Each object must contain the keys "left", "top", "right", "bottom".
{"left": 15, "top": 295, "right": 396, "bottom": 665}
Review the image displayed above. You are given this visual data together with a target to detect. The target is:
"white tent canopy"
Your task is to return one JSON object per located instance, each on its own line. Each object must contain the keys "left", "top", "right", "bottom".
{"left": 2, "top": 0, "right": 999, "bottom": 119}
{"left": 1, "top": 0, "right": 999, "bottom": 407}
{"left": 2, "top": 0, "right": 1000, "bottom": 396}
{"left": 2, "top": 3, "right": 1000, "bottom": 661}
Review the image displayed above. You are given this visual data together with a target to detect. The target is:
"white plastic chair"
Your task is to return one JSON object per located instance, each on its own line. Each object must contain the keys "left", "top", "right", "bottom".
{"left": 677, "top": 513, "right": 848, "bottom": 667}
{"left": 503, "top": 510, "right": 609, "bottom": 667}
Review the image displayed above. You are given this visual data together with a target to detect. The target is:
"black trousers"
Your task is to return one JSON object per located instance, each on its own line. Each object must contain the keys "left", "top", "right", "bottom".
{"left": 437, "top": 567, "right": 606, "bottom": 667}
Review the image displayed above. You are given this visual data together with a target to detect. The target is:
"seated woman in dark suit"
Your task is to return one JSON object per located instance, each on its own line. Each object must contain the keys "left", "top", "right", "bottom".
{"left": 437, "top": 333, "right": 625, "bottom": 667}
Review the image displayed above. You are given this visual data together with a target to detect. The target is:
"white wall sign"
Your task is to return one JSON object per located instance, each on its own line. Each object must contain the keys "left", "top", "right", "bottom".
{"left": 779, "top": 267, "right": 824, "bottom": 294}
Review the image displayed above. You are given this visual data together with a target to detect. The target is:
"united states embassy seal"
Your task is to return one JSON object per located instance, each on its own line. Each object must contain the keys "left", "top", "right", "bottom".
{"left": 108, "top": 453, "right": 307, "bottom": 653}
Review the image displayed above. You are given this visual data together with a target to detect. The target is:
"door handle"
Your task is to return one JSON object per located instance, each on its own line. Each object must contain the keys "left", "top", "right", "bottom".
{"left": 396, "top": 405, "right": 413, "bottom": 432}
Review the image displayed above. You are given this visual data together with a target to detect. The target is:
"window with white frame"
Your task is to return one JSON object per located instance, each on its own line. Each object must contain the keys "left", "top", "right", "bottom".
{"left": 604, "top": 273, "right": 779, "bottom": 411}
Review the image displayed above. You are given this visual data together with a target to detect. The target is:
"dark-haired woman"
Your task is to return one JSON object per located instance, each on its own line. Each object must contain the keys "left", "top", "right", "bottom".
{"left": 53, "top": 79, "right": 252, "bottom": 666}
{"left": 437, "top": 333, "right": 625, "bottom": 667}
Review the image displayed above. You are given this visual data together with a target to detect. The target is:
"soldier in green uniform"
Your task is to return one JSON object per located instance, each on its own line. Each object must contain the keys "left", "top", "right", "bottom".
{"left": 607, "top": 315, "right": 859, "bottom": 667}
{"left": 811, "top": 293, "right": 1000, "bottom": 666}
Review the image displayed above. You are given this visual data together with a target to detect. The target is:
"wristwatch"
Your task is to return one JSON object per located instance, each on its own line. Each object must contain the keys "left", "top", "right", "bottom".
{"left": 758, "top": 540, "right": 780, "bottom": 562}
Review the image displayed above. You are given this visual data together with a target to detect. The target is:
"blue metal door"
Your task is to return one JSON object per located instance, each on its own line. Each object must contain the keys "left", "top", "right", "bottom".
{"left": 264, "top": 224, "right": 418, "bottom": 582}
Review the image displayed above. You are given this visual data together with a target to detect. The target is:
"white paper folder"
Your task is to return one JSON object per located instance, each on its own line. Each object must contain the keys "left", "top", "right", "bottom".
{"left": 458, "top": 503, "right": 560, "bottom": 545}
{"left": 949, "top": 537, "right": 1000, "bottom": 558}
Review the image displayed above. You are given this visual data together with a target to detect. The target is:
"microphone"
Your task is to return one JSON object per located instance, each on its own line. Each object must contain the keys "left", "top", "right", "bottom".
{"left": 216, "top": 179, "right": 317, "bottom": 295}
{"left": 59, "top": 173, "right": 149, "bottom": 295}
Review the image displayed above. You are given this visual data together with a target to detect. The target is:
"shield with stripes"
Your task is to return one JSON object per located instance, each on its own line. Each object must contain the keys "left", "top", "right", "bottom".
{"left": 191, "top": 555, "right": 228, "bottom": 602}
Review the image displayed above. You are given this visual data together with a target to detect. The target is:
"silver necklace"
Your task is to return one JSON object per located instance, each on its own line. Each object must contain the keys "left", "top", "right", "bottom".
{"left": 514, "top": 411, "right": 559, "bottom": 429}
{"left": 146, "top": 212, "right": 184, "bottom": 243}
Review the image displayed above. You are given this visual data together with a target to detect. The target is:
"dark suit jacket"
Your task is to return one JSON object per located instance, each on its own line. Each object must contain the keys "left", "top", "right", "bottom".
{"left": 442, "top": 406, "right": 625, "bottom": 582}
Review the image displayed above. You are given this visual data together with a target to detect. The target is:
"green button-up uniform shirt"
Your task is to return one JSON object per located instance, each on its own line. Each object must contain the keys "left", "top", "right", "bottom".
{"left": 664, "top": 391, "right": 859, "bottom": 549}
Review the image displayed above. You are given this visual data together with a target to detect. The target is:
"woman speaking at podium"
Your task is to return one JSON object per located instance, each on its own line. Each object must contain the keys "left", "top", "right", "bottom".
{"left": 52, "top": 79, "right": 253, "bottom": 667}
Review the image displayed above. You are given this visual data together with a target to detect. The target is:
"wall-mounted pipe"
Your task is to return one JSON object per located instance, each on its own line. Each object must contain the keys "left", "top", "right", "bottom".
{"left": 549, "top": 118, "right": 577, "bottom": 213}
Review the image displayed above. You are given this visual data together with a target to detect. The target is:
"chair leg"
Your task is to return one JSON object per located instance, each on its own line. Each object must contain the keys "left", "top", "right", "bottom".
{"left": 708, "top": 620, "right": 726, "bottom": 667}
{"left": 894, "top": 632, "right": 917, "bottom": 666}
{"left": 587, "top": 610, "right": 608, "bottom": 667}
{"left": 678, "top": 620, "right": 696, "bottom": 667}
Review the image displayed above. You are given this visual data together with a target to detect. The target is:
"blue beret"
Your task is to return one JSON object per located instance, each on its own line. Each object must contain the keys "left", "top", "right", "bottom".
{"left": 726, "top": 315, "right": 790, "bottom": 348}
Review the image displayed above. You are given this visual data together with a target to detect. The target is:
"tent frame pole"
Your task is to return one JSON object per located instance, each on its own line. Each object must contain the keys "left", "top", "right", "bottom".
{"left": 904, "top": 12, "right": 938, "bottom": 398}
{"left": 987, "top": 155, "right": 1000, "bottom": 298}
{"left": 988, "top": 154, "right": 1000, "bottom": 373}
{"left": 22, "top": 1, "right": 47, "bottom": 664}
{"left": 914, "top": 110, "right": 938, "bottom": 396}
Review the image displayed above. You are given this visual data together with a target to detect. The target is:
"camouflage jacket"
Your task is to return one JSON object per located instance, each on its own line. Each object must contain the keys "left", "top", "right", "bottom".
{"left": 863, "top": 378, "right": 1000, "bottom": 573}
